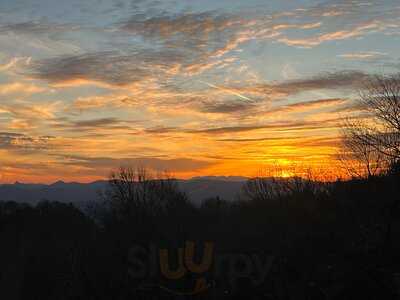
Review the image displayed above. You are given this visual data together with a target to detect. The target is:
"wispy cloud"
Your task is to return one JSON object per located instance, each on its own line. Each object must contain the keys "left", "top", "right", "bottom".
{"left": 338, "top": 51, "right": 387, "bottom": 60}
{"left": 189, "top": 119, "right": 341, "bottom": 135}
{"left": 277, "top": 21, "right": 383, "bottom": 48}
{"left": 51, "top": 117, "right": 140, "bottom": 134}
{"left": 0, "top": 82, "right": 45, "bottom": 95}
{"left": 0, "top": 21, "right": 77, "bottom": 35}
{"left": 261, "top": 98, "right": 347, "bottom": 116}
{"left": 59, "top": 154, "right": 214, "bottom": 173}
{"left": 29, "top": 50, "right": 185, "bottom": 87}
{"left": 0, "top": 132, "right": 54, "bottom": 151}
{"left": 0, "top": 102, "right": 59, "bottom": 120}
{"left": 0, "top": 57, "right": 31, "bottom": 72}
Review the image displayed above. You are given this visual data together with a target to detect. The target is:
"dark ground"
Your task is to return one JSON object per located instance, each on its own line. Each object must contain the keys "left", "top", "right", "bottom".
{"left": 1, "top": 168, "right": 400, "bottom": 299}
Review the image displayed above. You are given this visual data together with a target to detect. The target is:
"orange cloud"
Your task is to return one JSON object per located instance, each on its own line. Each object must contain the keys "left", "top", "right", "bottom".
{"left": 0, "top": 82, "right": 45, "bottom": 95}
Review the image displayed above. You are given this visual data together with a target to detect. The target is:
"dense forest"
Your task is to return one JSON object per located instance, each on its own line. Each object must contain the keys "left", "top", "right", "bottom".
{"left": 1, "top": 163, "right": 400, "bottom": 299}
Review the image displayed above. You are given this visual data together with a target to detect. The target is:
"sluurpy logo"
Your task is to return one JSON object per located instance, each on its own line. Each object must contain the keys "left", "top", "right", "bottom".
{"left": 128, "top": 241, "right": 275, "bottom": 295}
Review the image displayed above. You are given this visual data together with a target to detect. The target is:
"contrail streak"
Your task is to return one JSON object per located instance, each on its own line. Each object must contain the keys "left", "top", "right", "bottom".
{"left": 199, "top": 80, "right": 253, "bottom": 102}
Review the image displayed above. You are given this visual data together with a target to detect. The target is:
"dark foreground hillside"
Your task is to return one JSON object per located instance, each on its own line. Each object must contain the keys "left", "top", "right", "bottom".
{"left": 1, "top": 169, "right": 400, "bottom": 299}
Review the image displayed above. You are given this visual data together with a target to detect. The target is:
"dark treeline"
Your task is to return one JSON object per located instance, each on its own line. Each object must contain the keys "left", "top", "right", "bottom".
{"left": 1, "top": 163, "right": 400, "bottom": 300}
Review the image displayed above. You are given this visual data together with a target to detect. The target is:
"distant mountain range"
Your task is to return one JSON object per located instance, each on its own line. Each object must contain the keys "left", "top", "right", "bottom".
{"left": 0, "top": 176, "right": 249, "bottom": 208}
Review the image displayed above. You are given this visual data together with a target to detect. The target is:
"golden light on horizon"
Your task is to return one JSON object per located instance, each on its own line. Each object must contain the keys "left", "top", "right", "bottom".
{"left": 0, "top": 0, "right": 397, "bottom": 183}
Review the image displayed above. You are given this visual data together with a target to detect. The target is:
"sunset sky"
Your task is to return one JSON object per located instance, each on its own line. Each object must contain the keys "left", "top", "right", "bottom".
{"left": 0, "top": 0, "right": 399, "bottom": 183}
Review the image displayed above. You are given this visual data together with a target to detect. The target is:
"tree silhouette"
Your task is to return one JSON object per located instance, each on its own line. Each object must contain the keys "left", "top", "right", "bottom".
{"left": 341, "top": 74, "right": 400, "bottom": 175}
